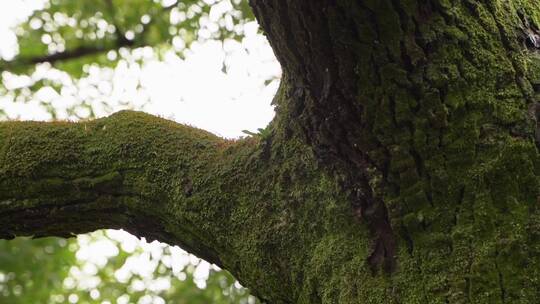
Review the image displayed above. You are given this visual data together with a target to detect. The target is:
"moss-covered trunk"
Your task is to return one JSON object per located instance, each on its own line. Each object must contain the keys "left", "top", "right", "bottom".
{"left": 251, "top": 0, "right": 540, "bottom": 302}
{"left": 1, "top": 0, "right": 539, "bottom": 303}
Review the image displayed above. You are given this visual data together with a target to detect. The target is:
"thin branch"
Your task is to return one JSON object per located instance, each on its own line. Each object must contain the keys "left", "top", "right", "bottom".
{"left": 30, "top": 42, "right": 132, "bottom": 65}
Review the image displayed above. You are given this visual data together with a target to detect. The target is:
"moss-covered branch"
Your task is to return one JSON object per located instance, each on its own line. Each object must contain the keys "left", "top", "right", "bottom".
{"left": 0, "top": 110, "right": 381, "bottom": 303}
{"left": 0, "top": 111, "right": 235, "bottom": 266}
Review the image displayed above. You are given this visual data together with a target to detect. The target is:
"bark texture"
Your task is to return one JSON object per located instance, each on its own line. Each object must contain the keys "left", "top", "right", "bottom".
{"left": 1, "top": 0, "right": 540, "bottom": 303}
{"left": 252, "top": 0, "right": 540, "bottom": 302}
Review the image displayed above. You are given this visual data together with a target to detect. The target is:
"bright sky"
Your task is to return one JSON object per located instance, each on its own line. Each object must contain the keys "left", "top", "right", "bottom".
{"left": 0, "top": 0, "right": 280, "bottom": 138}
{"left": 0, "top": 1, "right": 278, "bottom": 301}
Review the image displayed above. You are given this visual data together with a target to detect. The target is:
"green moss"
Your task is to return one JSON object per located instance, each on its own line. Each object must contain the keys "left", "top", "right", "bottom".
{"left": 307, "top": 0, "right": 540, "bottom": 302}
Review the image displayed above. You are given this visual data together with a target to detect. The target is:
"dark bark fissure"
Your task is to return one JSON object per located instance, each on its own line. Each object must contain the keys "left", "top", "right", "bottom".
{"left": 494, "top": 255, "right": 506, "bottom": 304}
{"left": 251, "top": 0, "right": 403, "bottom": 273}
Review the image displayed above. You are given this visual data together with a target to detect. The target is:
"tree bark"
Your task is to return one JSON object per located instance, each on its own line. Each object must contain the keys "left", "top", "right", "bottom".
{"left": 0, "top": 111, "right": 231, "bottom": 265}
{"left": 1, "top": 0, "right": 540, "bottom": 303}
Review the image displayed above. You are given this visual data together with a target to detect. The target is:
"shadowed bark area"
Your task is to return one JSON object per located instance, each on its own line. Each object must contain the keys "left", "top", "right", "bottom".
{"left": 1, "top": 0, "right": 540, "bottom": 303}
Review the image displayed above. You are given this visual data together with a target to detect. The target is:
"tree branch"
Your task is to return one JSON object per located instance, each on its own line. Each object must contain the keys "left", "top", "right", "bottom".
{"left": 0, "top": 110, "right": 377, "bottom": 303}
{"left": 0, "top": 111, "right": 229, "bottom": 266}
{"left": 22, "top": 43, "right": 134, "bottom": 66}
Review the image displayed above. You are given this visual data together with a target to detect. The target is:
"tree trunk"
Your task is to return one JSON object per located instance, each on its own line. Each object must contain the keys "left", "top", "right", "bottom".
{"left": 1, "top": 0, "right": 539, "bottom": 303}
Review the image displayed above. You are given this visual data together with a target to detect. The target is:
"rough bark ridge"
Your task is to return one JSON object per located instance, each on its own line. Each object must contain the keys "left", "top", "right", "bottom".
{"left": 1, "top": 0, "right": 539, "bottom": 303}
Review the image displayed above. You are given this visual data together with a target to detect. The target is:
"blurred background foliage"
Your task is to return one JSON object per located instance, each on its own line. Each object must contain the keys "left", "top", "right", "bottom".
{"left": 0, "top": 0, "right": 265, "bottom": 303}
{"left": 0, "top": 231, "right": 256, "bottom": 303}
{"left": 0, "top": 0, "right": 260, "bottom": 120}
